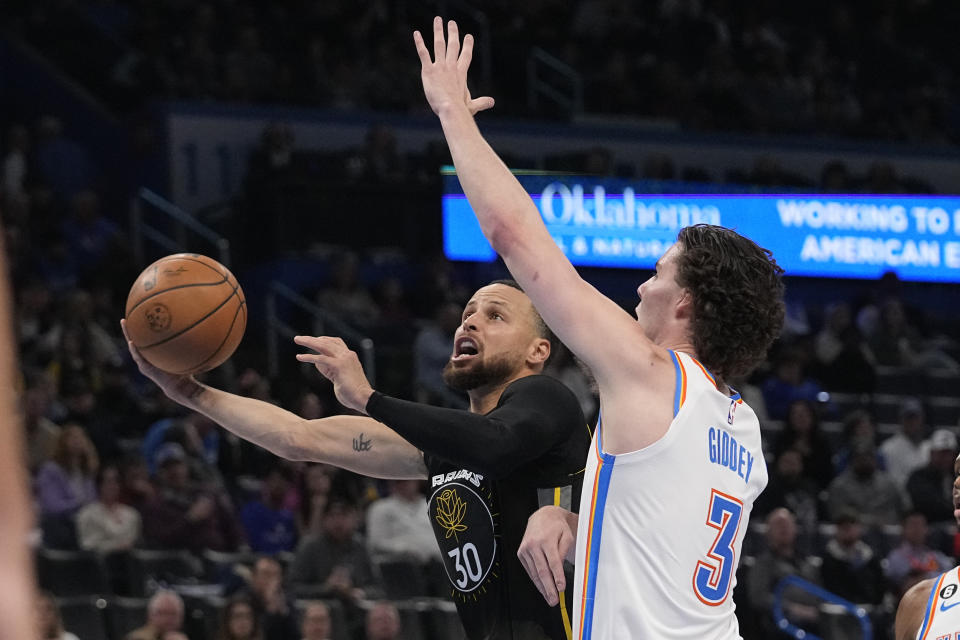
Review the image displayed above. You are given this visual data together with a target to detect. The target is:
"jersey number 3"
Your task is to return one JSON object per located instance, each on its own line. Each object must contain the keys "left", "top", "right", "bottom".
{"left": 693, "top": 489, "right": 743, "bottom": 606}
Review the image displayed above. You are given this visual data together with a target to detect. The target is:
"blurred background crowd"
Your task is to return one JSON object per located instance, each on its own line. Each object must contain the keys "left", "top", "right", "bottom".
{"left": 3, "top": 1, "right": 960, "bottom": 639}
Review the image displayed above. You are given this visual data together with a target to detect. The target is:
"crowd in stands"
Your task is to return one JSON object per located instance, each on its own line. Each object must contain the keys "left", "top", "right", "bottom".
{"left": 4, "top": 0, "right": 960, "bottom": 145}
{"left": 3, "top": 44, "right": 960, "bottom": 640}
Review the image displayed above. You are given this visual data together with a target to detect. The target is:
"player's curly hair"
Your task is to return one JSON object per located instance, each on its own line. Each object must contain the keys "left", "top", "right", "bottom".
{"left": 674, "top": 224, "right": 785, "bottom": 381}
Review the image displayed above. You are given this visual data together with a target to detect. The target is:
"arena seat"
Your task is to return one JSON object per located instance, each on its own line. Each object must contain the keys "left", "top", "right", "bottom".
{"left": 125, "top": 549, "right": 204, "bottom": 597}
{"left": 56, "top": 595, "right": 109, "bottom": 640}
{"left": 375, "top": 558, "right": 430, "bottom": 599}
{"left": 37, "top": 548, "right": 112, "bottom": 597}
{"left": 104, "top": 596, "right": 148, "bottom": 640}
{"left": 423, "top": 600, "right": 467, "bottom": 640}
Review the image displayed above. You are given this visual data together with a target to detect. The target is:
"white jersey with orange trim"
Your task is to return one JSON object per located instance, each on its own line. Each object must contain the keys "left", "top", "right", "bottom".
{"left": 915, "top": 566, "right": 960, "bottom": 640}
{"left": 572, "top": 350, "right": 768, "bottom": 639}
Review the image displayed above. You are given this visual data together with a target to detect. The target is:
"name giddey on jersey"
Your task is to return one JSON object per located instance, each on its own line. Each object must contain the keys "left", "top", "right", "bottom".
{"left": 573, "top": 350, "right": 768, "bottom": 639}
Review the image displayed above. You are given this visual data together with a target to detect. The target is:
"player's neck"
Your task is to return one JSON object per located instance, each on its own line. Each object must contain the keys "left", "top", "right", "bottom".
{"left": 468, "top": 384, "right": 508, "bottom": 415}
{"left": 669, "top": 342, "right": 731, "bottom": 394}
{"left": 665, "top": 340, "right": 697, "bottom": 361}
{"left": 467, "top": 371, "right": 534, "bottom": 415}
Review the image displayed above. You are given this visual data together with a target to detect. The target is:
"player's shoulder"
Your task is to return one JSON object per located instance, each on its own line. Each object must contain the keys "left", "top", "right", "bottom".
{"left": 503, "top": 374, "right": 580, "bottom": 403}
{"left": 896, "top": 575, "right": 939, "bottom": 640}
{"left": 503, "top": 375, "right": 586, "bottom": 425}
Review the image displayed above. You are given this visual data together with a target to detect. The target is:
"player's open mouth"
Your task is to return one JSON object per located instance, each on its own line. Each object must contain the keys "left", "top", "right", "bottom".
{"left": 452, "top": 337, "right": 479, "bottom": 361}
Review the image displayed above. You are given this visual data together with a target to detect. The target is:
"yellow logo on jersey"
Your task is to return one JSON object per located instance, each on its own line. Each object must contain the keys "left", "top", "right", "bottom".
{"left": 435, "top": 488, "right": 468, "bottom": 539}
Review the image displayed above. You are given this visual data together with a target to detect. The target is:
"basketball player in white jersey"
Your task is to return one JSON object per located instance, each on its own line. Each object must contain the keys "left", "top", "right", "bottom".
{"left": 894, "top": 452, "right": 960, "bottom": 640}
{"left": 413, "top": 18, "right": 786, "bottom": 638}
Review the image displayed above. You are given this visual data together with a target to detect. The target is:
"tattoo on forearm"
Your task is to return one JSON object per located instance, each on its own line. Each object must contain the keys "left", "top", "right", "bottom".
{"left": 352, "top": 432, "right": 372, "bottom": 452}
{"left": 185, "top": 382, "right": 206, "bottom": 399}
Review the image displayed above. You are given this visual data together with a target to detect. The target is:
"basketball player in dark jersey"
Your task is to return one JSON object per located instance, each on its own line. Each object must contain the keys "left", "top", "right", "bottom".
{"left": 122, "top": 280, "right": 590, "bottom": 640}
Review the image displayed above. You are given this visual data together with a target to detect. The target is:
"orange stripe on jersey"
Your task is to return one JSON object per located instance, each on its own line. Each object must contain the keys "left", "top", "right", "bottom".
{"left": 689, "top": 357, "right": 717, "bottom": 389}
{"left": 677, "top": 355, "right": 688, "bottom": 409}
{"left": 578, "top": 459, "right": 604, "bottom": 637}
{"left": 578, "top": 418, "right": 617, "bottom": 640}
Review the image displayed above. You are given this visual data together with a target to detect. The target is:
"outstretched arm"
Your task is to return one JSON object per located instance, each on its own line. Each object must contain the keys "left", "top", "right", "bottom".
{"left": 414, "top": 18, "right": 656, "bottom": 388}
{"left": 295, "top": 336, "right": 585, "bottom": 479}
{"left": 121, "top": 321, "right": 426, "bottom": 480}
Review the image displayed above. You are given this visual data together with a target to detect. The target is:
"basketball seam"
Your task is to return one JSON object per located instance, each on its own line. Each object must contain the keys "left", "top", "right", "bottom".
{"left": 126, "top": 277, "right": 229, "bottom": 316}
{"left": 175, "top": 298, "right": 246, "bottom": 374}
{"left": 125, "top": 256, "right": 227, "bottom": 314}
{"left": 138, "top": 281, "right": 240, "bottom": 350}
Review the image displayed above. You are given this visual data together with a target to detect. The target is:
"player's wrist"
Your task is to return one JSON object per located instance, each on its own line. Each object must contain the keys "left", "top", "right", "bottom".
{"left": 351, "top": 385, "right": 375, "bottom": 414}
{"left": 172, "top": 377, "right": 207, "bottom": 408}
{"left": 436, "top": 100, "right": 472, "bottom": 122}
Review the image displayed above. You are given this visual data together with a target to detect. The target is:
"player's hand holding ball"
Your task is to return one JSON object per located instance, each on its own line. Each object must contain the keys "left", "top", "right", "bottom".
{"left": 122, "top": 253, "right": 247, "bottom": 402}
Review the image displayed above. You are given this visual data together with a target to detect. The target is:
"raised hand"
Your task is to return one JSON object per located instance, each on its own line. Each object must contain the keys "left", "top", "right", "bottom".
{"left": 413, "top": 16, "right": 495, "bottom": 117}
{"left": 120, "top": 319, "right": 204, "bottom": 405}
{"left": 294, "top": 335, "right": 374, "bottom": 413}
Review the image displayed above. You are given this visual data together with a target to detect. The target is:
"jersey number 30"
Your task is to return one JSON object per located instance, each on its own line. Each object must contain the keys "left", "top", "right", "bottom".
{"left": 693, "top": 489, "right": 743, "bottom": 606}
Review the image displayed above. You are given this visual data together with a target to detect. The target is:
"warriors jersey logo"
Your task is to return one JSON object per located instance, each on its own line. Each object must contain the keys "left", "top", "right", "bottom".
{"left": 435, "top": 488, "right": 468, "bottom": 539}
{"left": 429, "top": 481, "right": 498, "bottom": 596}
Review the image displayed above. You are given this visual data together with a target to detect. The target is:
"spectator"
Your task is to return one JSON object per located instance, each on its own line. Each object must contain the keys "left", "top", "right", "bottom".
{"left": 364, "top": 602, "right": 402, "bottom": 640}
{"left": 42, "top": 289, "right": 121, "bottom": 388}
{"left": 295, "top": 463, "right": 334, "bottom": 537}
{"left": 237, "top": 557, "right": 298, "bottom": 640}
{"left": 125, "top": 590, "right": 184, "bottom": 640}
{"left": 907, "top": 429, "right": 958, "bottom": 524}
{"left": 60, "top": 189, "right": 124, "bottom": 275}
{"left": 16, "top": 278, "right": 55, "bottom": 363}
{"left": 345, "top": 124, "right": 405, "bottom": 184}
{"left": 374, "top": 276, "right": 413, "bottom": 326}
{"left": 826, "top": 438, "right": 905, "bottom": 528}
{"left": 118, "top": 453, "right": 156, "bottom": 512}
{"left": 35, "top": 590, "right": 80, "bottom": 640}
{"left": 141, "top": 442, "right": 243, "bottom": 552}
{"left": 215, "top": 597, "right": 263, "bottom": 640}
{"left": 34, "top": 422, "right": 98, "bottom": 546}
{"left": 819, "top": 160, "right": 852, "bottom": 193}
{"left": 833, "top": 409, "right": 885, "bottom": 475}
{"left": 142, "top": 412, "right": 222, "bottom": 482}
{"left": 728, "top": 373, "right": 769, "bottom": 424}
{"left": 753, "top": 449, "right": 820, "bottom": 556}
{"left": 816, "top": 315, "right": 877, "bottom": 394}
{"left": 880, "top": 397, "right": 931, "bottom": 491}
{"left": 762, "top": 349, "right": 825, "bottom": 420}
{"left": 76, "top": 464, "right": 142, "bottom": 553}
{"left": 288, "top": 499, "right": 379, "bottom": 601}
{"left": 316, "top": 251, "right": 380, "bottom": 331}
{"left": 884, "top": 511, "right": 953, "bottom": 598}
{"left": 300, "top": 601, "right": 332, "bottom": 640}
{"left": 814, "top": 302, "right": 853, "bottom": 366}
{"left": 2, "top": 123, "right": 30, "bottom": 209}
{"left": 820, "top": 511, "right": 886, "bottom": 607}
{"left": 411, "top": 300, "right": 467, "bottom": 408}
{"left": 772, "top": 399, "right": 835, "bottom": 490}
{"left": 746, "top": 509, "right": 821, "bottom": 639}
{"left": 33, "top": 115, "right": 95, "bottom": 200}
{"left": 295, "top": 391, "right": 327, "bottom": 420}
{"left": 366, "top": 479, "right": 439, "bottom": 564}
{"left": 240, "top": 463, "right": 298, "bottom": 554}
{"left": 21, "top": 383, "right": 61, "bottom": 472}
{"left": 869, "top": 299, "right": 959, "bottom": 372}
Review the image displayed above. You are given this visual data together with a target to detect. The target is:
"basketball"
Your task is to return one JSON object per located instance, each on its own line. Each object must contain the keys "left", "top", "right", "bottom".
{"left": 124, "top": 253, "right": 246, "bottom": 375}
